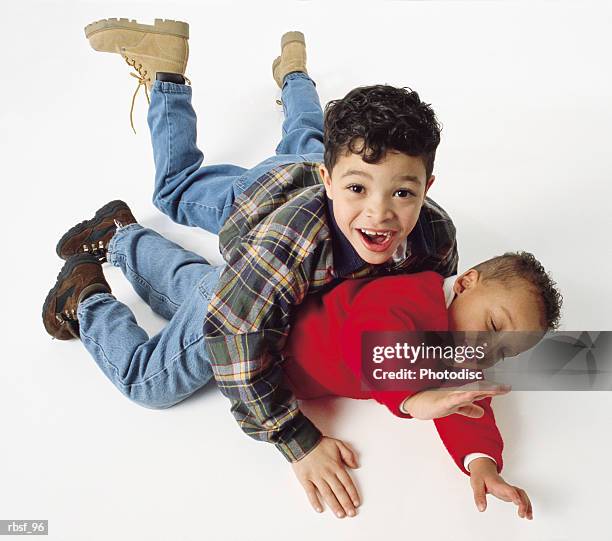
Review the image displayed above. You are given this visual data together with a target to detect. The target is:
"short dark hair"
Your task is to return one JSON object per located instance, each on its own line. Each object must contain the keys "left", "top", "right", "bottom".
{"left": 473, "top": 252, "right": 563, "bottom": 330}
{"left": 323, "top": 84, "right": 441, "bottom": 178}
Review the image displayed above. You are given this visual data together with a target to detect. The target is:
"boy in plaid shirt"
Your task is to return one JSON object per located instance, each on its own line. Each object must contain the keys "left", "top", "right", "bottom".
{"left": 44, "top": 20, "right": 462, "bottom": 517}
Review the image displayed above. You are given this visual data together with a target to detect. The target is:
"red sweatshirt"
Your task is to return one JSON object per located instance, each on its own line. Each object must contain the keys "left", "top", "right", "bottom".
{"left": 282, "top": 271, "right": 504, "bottom": 475}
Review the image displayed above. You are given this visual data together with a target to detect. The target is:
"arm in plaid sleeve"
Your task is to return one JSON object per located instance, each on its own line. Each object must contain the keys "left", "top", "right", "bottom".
{"left": 435, "top": 235, "right": 459, "bottom": 277}
{"left": 204, "top": 240, "right": 323, "bottom": 462}
{"left": 417, "top": 196, "right": 458, "bottom": 278}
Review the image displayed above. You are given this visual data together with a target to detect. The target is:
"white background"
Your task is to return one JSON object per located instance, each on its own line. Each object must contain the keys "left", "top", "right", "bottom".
{"left": 1, "top": 1, "right": 611, "bottom": 540}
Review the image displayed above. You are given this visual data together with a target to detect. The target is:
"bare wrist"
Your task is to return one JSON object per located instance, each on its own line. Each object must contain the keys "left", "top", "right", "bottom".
{"left": 468, "top": 457, "right": 497, "bottom": 473}
{"left": 400, "top": 394, "right": 415, "bottom": 415}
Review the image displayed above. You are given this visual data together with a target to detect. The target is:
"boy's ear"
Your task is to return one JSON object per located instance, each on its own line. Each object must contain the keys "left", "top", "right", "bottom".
{"left": 319, "top": 164, "right": 333, "bottom": 199}
{"left": 424, "top": 175, "right": 435, "bottom": 195}
{"left": 454, "top": 269, "right": 479, "bottom": 294}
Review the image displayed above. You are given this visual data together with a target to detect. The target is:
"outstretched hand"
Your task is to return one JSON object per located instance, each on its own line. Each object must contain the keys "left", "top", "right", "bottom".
{"left": 291, "top": 436, "right": 360, "bottom": 518}
{"left": 468, "top": 457, "right": 533, "bottom": 520}
{"left": 401, "top": 381, "right": 512, "bottom": 420}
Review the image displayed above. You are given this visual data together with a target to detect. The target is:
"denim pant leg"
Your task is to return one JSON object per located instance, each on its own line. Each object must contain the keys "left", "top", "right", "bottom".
{"left": 107, "top": 223, "right": 223, "bottom": 320}
{"left": 229, "top": 73, "right": 326, "bottom": 199}
{"left": 148, "top": 81, "right": 248, "bottom": 235}
{"left": 275, "top": 71, "right": 325, "bottom": 158}
{"left": 147, "top": 74, "right": 324, "bottom": 234}
{"left": 76, "top": 227, "right": 224, "bottom": 409}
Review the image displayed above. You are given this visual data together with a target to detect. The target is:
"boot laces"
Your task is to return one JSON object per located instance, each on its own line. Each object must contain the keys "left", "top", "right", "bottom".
{"left": 124, "top": 56, "right": 151, "bottom": 134}
{"left": 54, "top": 309, "right": 80, "bottom": 340}
{"left": 81, "top": 240, "right": 108, "bottom": 263}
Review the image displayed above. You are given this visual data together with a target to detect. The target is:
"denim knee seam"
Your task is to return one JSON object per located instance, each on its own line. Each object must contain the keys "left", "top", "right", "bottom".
{"left": 154, "top": 194, "right": 234, "bottom": 213}
{"left": 165, "top": 91, "right": 174, "bottom": 183}
{"left": 79, "top": 325, "right": 206, "bottom": 389}
{"left": 110, "top": 252, "right": 181, "bottom": 312}
{"left": 107, "top": 226, "right": 183, "bottom": 312}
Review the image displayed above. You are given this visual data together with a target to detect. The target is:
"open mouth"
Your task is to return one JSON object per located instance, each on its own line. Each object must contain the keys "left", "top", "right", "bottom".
{"left": 357, "top": 228, "right": 396, "bottom": 253}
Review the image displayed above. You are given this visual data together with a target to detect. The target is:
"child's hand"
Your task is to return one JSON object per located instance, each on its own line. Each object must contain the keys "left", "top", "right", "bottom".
{"left": 468, "top": 457, "right": 533, "bottom": 520}
{"left": 291, "top": 436, "right": 360, "bottom": 518}
{"left": 401, "top": 381, "right": 511, "bottom": 420}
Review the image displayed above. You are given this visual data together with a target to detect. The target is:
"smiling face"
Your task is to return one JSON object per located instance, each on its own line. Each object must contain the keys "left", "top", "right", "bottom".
{"left": 319, "top": 147, "right": 434, "bottom": 265}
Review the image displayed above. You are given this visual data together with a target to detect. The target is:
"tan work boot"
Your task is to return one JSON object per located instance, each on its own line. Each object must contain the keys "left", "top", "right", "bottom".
{"left": 272, "top": 31, "right": 307, "bottom": 88}
{"left": 84, "top": 18, "right": 190, "bottom": 131}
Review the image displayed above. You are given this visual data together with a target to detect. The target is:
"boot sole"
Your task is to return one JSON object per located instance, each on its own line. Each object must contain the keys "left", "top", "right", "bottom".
{"left": 42, "top": 253, "right": 101, "bottom": 338}
{"left": 55, "top": 199, "right": 131, "bottom": 260}
{"left": 84, "top": 18, "right": 189, "bottom": 39}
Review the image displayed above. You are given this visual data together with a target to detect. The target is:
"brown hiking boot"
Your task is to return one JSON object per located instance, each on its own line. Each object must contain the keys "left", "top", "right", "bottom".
{"left": 272, "top": 31, "right": 308, "bottom": 88}
{"left": 42, "top": 254, "right": 112, "bottom": 340}
{"left": 55, "top": 200, "right": 136, "bottom": 263}
{"left": 84, "top": 18, "right": 190, "bottom": 131}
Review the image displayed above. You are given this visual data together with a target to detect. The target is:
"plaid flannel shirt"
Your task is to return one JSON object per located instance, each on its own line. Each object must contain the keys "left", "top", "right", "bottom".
{"left": 203, "top": 162, "right": 458, "bottom": 462}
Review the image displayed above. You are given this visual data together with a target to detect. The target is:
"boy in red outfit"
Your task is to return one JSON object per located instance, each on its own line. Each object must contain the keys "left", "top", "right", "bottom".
{"left": 283, "top": 251, "right": 561, "bottom": 519}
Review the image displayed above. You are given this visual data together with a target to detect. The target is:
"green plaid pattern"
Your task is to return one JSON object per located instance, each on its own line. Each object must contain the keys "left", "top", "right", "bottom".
{"left": 204, "top": 162, "right": 457, "bottom": 461}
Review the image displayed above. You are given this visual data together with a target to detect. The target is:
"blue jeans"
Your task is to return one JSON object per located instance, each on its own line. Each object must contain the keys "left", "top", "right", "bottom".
{"left": 148, "top": 71, "right": 324, "bottom": 233}
{"left": 76, "top": 72, "right": 325, "bottom": 408}
{"left": 77, "top": 224, "right": 225, "bottom": 408}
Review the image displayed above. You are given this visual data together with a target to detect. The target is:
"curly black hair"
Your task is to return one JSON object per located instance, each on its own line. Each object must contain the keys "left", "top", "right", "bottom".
{"left": 323, "top": 85, "right": 442, "bottom": 178}
{"left": 473, "top": 252, "right": 563, "bottom": 330}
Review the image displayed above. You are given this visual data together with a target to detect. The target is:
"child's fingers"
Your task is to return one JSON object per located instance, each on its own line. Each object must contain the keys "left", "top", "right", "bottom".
{"left": 471, "top": 478, "right": 488, "bottom": 512}
{"left": 455, "top": 403, "right": 485, "bottom": 418}
{"left": 446, "top": 390, "right": 499, "bottom": 410}
{"left": 488, "top": 479, "right": 516, "bottom": 503}
{"left": 518, "top": 488, "right": 534, "bottom": 520}
{"left": 317, "top": 476, "right": 352, "bottom": 518}
{"left": 301, "top": 480, "right": 324, "bottom": 513}
{"left": 454, "top": 388, "right": 511, "bottom": 403}
{"left": 515, "top": 487, "right": 533, "bottom": 520}
{"left": 454, "top": 381, "right": 512, "bottom": 393}
{"left": 326, "top": 473, "right": 357, "bottom": 517}
{"left": 336, "top": 468, "right": 361, "bottom": 508}
{"left": 488, "top": 481, "right": 533, "bottom": 520}
{"left": 315, "top": 479, "right": 345, "bottom": 518}
{"left": 337, "top": 441, "right": 359, "bottom": 469}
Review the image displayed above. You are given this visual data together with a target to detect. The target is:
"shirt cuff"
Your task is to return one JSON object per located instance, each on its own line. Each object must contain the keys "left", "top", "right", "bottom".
{"left": 387, "top": 393, "right": 413, "bottom": 418}
{"left": 274, "top": 415, "right": 324, "bottom": 462}
{"left": 464, "top": 453, "right": 497, "bottom": 472}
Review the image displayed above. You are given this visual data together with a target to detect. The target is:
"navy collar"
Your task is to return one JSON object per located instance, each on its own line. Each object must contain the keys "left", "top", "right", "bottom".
{"left": 325, "top": 195, "right": 368, "bottom": 276}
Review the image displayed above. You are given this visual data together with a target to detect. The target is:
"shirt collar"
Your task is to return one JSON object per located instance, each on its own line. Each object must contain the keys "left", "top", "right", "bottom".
{"left": 443, "top": 275, "right": 458, "bottom": 308}
{"left": 391, "top": 237, "right": 408, "bottom": 263}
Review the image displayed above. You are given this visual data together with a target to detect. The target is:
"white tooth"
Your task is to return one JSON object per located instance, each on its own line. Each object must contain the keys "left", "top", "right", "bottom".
{"left": 360, "top": 228, "right": 391, "bottom": 237}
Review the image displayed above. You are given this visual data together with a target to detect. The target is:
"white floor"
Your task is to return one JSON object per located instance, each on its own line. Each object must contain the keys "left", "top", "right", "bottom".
{"left": 2, "top": 1, "right": 611, "bottom": 540}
